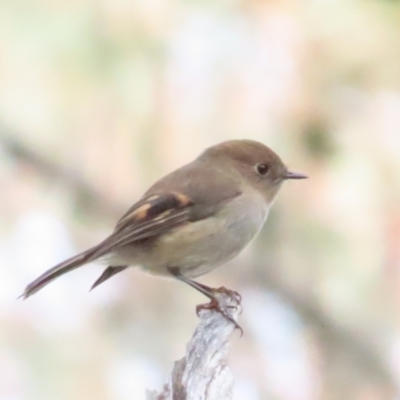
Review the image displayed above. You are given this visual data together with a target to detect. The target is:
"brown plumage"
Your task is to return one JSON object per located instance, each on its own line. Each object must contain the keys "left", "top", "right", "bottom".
{"left": 21, "top": 139, "right": 307, "bottom": 299}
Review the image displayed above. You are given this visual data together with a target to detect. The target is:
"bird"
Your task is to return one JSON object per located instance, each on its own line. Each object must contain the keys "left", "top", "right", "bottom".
{"left": 21, "top": 139, "right": 307, "bottom": 323}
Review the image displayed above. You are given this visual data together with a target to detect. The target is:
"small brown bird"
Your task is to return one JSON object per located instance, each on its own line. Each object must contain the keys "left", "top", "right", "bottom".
{"left": 21, "top": 140, "right": 306, "bottom": 318}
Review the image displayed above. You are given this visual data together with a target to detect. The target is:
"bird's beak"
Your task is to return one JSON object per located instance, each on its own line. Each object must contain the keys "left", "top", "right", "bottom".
{"left": 285, "top": 171, "right": 308, "bottom": 180}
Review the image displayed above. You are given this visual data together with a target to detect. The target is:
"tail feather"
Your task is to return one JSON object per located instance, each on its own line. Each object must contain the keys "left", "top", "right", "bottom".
{"left": 89, "top": 266, "right": 128, "bottom": 291}
{"left": 21, "top": 244, "right": 103, "bottom": 299}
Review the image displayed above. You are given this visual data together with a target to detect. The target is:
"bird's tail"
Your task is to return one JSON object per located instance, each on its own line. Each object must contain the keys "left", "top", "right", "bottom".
{"left": 21, "top": 244, "right": 104, "bottom": 299}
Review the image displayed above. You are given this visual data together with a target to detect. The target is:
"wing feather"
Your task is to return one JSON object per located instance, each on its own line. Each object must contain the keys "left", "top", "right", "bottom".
{"left": 91, "top": 208, "right": 189, "bottom": 257}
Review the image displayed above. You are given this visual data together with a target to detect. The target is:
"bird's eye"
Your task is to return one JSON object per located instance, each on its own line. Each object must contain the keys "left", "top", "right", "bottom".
{"left": 256, "top": 163, "right": 269, "bottom": 176}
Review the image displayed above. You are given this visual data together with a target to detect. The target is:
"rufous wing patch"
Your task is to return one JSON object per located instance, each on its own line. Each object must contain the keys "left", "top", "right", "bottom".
{"left": 117, "top": 203, "right": 152, "bottom": 227}
{"left": 130, "top": 203, "right": 152, "bottom": 220}
{"left": 116, "top": 192, "right": 193, "bottom": 231}
{"left": 173, "top": 192, "right": 192, "bottom": 207}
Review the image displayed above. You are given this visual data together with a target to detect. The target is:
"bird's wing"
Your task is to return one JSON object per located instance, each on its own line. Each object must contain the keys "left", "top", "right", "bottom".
{"left": 21, "top": 193, "right": 193, "bottom": 298}
{"left": 92, "top": 160, "right": 243, "bottom": 256}
{"left": 90, "top": 192, "right": 194, "bottom": 257}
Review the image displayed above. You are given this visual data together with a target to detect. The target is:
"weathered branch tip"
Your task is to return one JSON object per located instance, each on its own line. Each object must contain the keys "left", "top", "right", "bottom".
{"left": 147, "top": 288, "right": 242, "bottom": 400}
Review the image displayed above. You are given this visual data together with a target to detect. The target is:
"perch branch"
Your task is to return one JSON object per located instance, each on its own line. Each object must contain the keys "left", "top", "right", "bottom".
{"left": 146, "top": 291, "right": 242, "bottom": 400}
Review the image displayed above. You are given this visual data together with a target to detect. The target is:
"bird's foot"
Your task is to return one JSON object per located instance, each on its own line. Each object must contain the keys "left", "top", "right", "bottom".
{"left": 196, "top": 286, "right": 243, "bottom": 336}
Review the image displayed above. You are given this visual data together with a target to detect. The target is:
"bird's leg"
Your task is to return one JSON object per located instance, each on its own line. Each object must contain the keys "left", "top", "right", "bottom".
{"left": 167, "top": 267, "right": 242, "bottom": 334}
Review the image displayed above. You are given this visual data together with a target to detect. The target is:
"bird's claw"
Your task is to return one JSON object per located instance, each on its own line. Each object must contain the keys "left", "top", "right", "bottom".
{"left": 196, "top": 286, "right": 243, "bottom": 336}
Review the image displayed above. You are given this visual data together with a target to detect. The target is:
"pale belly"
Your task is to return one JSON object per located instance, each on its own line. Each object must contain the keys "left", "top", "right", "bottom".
{"left": 112, "top": 193, "right": 269, "bottom": 278}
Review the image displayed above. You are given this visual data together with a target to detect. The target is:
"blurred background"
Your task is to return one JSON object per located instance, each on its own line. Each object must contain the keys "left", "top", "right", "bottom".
{"left": 1, "top": 0, "right": 400, "bottom": 399}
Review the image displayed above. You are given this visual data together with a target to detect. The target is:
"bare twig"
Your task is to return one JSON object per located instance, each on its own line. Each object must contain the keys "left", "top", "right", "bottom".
{"left": 146, "top": 291, "right": 242, "bottom": 400}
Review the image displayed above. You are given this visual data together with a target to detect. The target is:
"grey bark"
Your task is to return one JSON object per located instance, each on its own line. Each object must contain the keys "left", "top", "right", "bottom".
{"left": 146, "top": 291, "right": 242, "bottom": 400}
